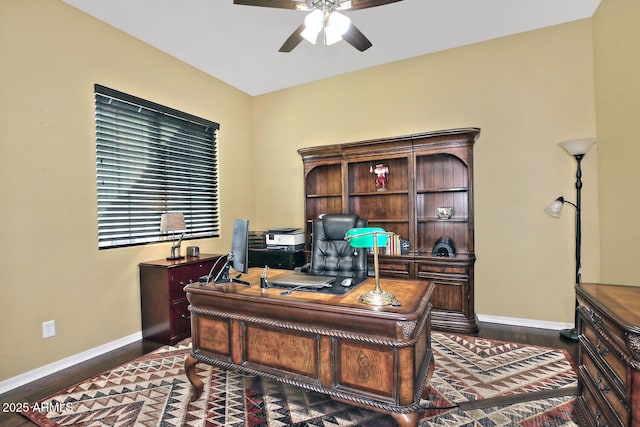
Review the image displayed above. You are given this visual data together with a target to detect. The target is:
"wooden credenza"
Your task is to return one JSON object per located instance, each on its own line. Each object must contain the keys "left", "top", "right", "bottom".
{"left": 184, "top": 268, "right": 434, "bottom": 427}
{"left": 139, "top": 254, "right": 222, "bottom": 345}
{"left": 575, "top": 283, "right": 640, "bottom": 426}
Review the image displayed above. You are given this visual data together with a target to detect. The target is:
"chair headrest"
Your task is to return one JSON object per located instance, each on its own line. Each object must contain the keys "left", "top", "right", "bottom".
{"left": 321, "top": 214, "right": 362, "bottom": 240}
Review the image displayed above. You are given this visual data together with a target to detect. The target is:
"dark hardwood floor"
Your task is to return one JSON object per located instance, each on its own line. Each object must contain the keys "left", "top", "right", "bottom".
{"left": 0, "top": 322, "right": 578, "bottom": 426}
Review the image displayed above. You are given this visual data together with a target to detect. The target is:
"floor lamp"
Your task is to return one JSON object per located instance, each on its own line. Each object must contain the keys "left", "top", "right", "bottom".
{"left": 545, "top": 137, "right": 596, "bottom": 342}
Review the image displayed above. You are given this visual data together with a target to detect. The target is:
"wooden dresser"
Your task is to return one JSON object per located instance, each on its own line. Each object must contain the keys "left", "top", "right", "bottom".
{"left": 575, "top": 283, "right": 640, "bottom": 426}
{"left": 139, "top": 254, "right": 222, "bottom": 345}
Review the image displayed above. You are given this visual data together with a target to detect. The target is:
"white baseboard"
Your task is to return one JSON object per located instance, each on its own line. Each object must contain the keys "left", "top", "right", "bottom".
{"left": 0, "top": 331, "right": 142, "bottom": 395}
{"left": 477, "top": 314, "right": 574, "bottom": 331}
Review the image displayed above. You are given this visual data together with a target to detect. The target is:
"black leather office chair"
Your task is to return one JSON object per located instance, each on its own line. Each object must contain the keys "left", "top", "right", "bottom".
{"left": 308, "top": 214, "right": 368, "bottom": 278}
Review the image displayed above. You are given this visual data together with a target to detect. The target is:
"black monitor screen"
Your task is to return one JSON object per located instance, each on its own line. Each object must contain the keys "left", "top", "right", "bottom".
{"left": 231, "top": 219, "right": 249, "bottom": 274}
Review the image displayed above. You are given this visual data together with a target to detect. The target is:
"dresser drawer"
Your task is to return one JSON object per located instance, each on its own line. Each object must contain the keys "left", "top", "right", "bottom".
{"left": 582, "top": 350, "right": 630, "bottom": 426}
{"left": 582, "top": 320, "right": 628, "bottom": 396}
{"left": 580, "top": 301, "right": 628, "bottom": 361}
{"left": 580, "top": 373, "right": 620, "bottom": 427}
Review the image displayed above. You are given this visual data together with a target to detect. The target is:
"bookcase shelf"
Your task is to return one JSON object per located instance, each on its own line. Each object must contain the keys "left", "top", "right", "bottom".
{"left": 298, "top": 128, "right": 480, "bottom": 334}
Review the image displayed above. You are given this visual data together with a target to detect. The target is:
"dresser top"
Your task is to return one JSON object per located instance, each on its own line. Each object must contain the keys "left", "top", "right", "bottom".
{"left": 577, "top": 283, "right": 640, "bottom": 334}
{"left": 139, "top": 253, "right": 221, "bottom": 268}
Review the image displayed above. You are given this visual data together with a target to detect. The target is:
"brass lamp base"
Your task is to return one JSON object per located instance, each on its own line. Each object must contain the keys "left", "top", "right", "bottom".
{"left": 359, "top": 289, "right": 398, "bottom": 306}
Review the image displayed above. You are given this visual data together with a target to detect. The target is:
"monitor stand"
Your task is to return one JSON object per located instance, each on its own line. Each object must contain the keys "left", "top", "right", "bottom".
{"left": 214, "top": 257, "right": 250, "bottom": 286}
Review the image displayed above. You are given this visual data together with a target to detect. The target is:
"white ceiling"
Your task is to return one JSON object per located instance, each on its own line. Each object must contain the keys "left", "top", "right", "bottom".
{"left": 62, "top": 0, "right": 600, "bottom": 96}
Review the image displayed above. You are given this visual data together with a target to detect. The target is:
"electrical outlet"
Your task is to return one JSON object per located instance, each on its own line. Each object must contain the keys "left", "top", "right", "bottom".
{"left": 42, "top": 320, "right": 56, "bottom": 339}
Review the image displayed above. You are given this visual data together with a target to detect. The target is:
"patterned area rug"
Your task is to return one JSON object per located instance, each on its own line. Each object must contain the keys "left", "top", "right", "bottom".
{"left": 22, "top": 333, "right": 578, "bottom": 426}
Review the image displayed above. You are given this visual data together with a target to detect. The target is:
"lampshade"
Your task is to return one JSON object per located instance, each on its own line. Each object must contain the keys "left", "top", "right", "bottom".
{"left": 325, "top": 11, "right": 351, "bottom": 45}
{"left": 544, "top": 197, "right": 565, "bottom": 218}
{"left": 160, "top": 213, "right": 186, "bottom": 233}
{"left": 344, "top": 227, "right": 387, "bottom": 248}
{"left": 558, "top": 138, "right": 596, "bottom": 156}
{"left": 301, "top": 9, "right": 323, "bottom": 44}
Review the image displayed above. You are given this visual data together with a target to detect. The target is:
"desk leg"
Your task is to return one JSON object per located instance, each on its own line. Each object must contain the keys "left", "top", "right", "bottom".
{"left": 184, "top": 355, "right": 203, "bottom": 401}
{"left": 422, "top": 355, "right": 435, "bottom": 399}
{"left": 391, "top": 411, "right": 419, "bottom": 427}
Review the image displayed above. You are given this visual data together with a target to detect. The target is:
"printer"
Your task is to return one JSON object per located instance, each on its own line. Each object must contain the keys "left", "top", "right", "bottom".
{"left": 266, "top": 228, "right": 305, "bottom": 251}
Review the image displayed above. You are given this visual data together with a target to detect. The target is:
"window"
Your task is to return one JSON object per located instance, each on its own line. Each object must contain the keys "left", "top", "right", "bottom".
{"left": 95, "top": 84, "right": 220, "bottom": 249}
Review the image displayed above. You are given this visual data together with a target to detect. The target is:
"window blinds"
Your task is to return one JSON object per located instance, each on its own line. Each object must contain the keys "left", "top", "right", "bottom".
{"left": 95, "top": 84, "right": 220, "bottom": 249}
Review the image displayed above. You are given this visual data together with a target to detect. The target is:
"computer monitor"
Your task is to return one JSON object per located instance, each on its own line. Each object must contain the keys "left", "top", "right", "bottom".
{"left": 199, "top": 219, "right": 250, "bottom": 286}
{"left": 230, "top": 218, "right": 249, "bottom": 275}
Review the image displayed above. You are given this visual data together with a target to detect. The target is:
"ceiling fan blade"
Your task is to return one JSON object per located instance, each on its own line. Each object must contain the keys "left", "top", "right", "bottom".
{"left": 348, "top": 0, "right": 403, "bottom": 11}
{"left": 233, "top": 0, "right": 307, "bottom": 10}
{"left": 342, "top": 23, "right": 372, "bottom": 51}
{"left": 279, "top": 24, "right": 306, "bottom": 52}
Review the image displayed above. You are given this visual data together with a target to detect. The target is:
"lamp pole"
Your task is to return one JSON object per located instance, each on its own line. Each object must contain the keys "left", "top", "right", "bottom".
{"left": 559, "top": 153, "right": 584, "bottom": 341}
{"left": 554, "top": 137, "right": 595, "bottom": 342}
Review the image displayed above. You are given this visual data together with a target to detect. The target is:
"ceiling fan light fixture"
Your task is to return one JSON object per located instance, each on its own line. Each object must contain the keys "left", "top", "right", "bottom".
{"left": 325, "top": 11, "right": 351, "bottom": 45}
{"left": 301, "top": 9, "right": 323, "bottom": 44}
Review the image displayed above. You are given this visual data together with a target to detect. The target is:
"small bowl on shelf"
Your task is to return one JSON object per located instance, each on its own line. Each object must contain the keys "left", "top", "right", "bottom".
{"left": 436, "top": 207, "right": 453, "bottom": 220}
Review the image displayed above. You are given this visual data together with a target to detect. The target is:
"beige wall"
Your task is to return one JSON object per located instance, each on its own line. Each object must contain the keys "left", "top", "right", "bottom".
{"left": 593, "top": 0, "right": 640, "bottom": 285}
{"left": 0, "top": 0, "right": 254, "bottom": 381}
{"left": 253, "top": 19, "right": 599, "bottom": 325}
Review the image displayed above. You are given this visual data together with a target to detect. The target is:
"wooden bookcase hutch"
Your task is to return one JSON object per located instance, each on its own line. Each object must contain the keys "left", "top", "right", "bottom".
{"left": 298, "top": 128, "right": 480, "bottom": 334}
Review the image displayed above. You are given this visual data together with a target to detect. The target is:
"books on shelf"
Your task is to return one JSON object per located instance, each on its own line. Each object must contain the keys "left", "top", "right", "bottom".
{"left": 377, "top": 233, "right": 404, "bottom": 256}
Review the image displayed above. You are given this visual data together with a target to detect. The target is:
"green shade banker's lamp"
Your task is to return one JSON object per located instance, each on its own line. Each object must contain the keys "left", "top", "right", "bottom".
{"left": 345, "top": 227, "right": 398, "bottom": 306}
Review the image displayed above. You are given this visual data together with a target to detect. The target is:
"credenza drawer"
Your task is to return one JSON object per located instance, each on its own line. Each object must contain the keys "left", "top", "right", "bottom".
{"left": 416, "top": 262, "right": 468, "bottom": 276}
{"left": 377, "top": 258, "right": 412, "bottom": 278}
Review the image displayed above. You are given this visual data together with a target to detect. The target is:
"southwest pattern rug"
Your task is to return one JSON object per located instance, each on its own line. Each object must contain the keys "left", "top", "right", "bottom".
{"left": 22, "top": 333, "right": 578, "bottom": 426}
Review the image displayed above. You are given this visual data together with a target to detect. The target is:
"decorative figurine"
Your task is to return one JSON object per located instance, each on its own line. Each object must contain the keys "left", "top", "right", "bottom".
{"left": 370, "top": 163, "right": 389, "bottom": 191}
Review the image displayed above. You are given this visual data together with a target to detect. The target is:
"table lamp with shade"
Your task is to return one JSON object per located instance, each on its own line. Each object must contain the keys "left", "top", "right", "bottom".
{"left": 345, "top": 227, "right": 398, "bottom": 306}
{"left": 544, "top": 137, "right": 596, "bottom": 342}
{"left": 160, "top": 212, "right": 186, "bottom": 260}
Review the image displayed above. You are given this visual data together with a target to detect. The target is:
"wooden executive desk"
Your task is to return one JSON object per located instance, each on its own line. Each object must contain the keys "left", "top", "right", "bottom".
{"left": 184, "top": 268, "right": 434, "bottom": 427}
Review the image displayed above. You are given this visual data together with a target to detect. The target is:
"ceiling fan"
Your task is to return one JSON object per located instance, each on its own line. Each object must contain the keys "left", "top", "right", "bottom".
{"left": 233, "top": 0, "right": 403, "bottom": 52}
